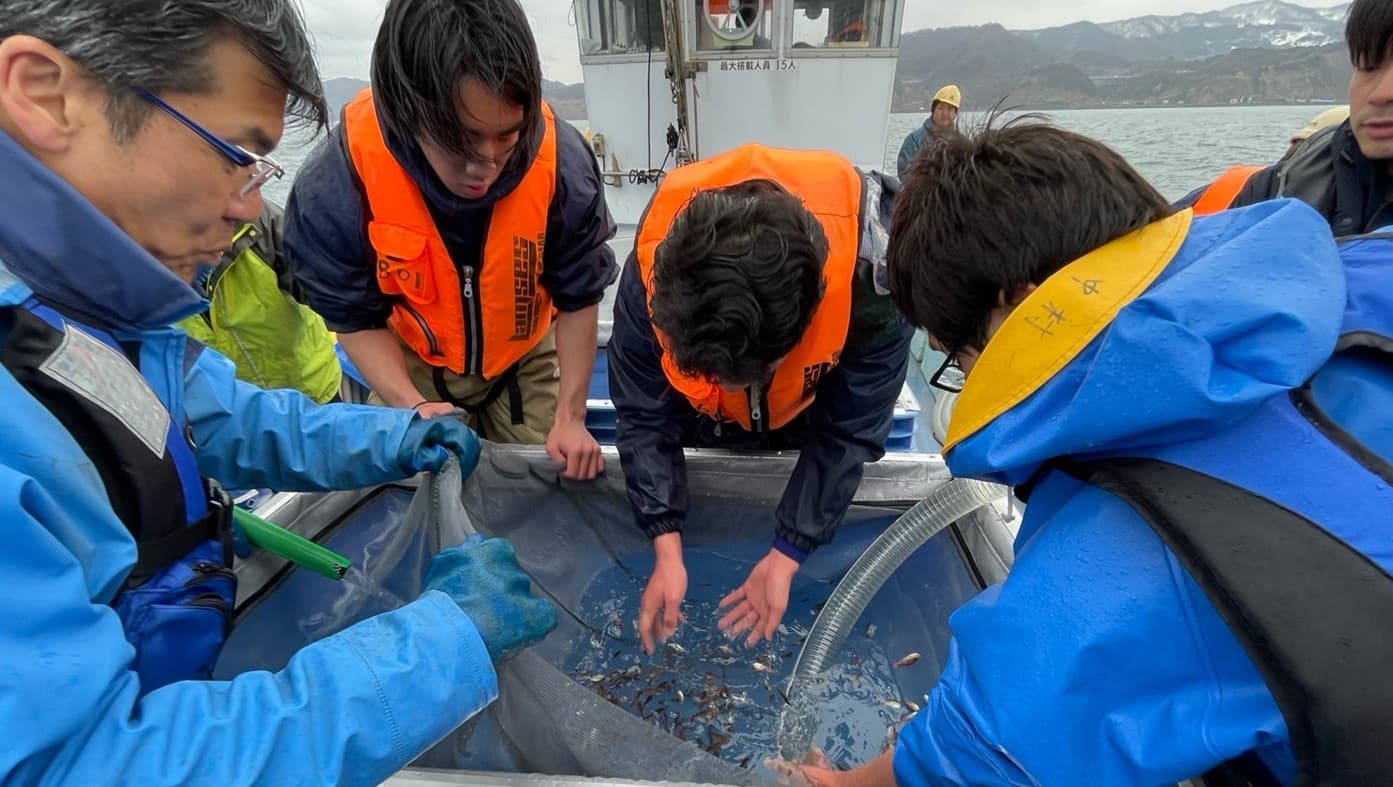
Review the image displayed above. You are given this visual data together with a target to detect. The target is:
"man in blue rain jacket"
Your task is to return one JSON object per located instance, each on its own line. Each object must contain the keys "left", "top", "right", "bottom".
{"left": 790, "top": 121, "right": 1393, "bottom": 786}
{"left": 0, "top": 2, "right": 554, "bottom": 785}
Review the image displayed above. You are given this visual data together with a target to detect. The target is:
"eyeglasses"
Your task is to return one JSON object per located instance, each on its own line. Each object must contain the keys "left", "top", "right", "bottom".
{"left": 135, "top": 88, "right": 284, "bottom": 197}
{"left": 929, "top": 352, "right": 965, "bottom": 394}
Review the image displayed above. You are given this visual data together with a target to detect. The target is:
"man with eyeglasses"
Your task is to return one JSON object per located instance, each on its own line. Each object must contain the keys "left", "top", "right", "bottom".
{"left": 0, "top": 2, "right": 558, "bottom": 784}
{"left": 283, "top": 0, "right": 616, "bottom": 482}
{"left": 786, "top": 106, "right": 1393, "bottom": 787}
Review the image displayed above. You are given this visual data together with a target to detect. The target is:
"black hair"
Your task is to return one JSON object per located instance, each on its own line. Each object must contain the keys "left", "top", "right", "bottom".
{"left": 888, "top": 115, "right": 1171, "bottom": 354}
{"left": 649, "top": 180, "right": 828, "bottom": 386}
{"left": 371, "top": 0, "right": 542, "bottom": 164}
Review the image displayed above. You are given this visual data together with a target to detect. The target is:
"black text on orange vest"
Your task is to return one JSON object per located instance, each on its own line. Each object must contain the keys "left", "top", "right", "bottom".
{"left": 512, "top": 233, "right": 545, "bottom": 341}
{"left": 801, "top": 361, "right": 835, "bottom": 401}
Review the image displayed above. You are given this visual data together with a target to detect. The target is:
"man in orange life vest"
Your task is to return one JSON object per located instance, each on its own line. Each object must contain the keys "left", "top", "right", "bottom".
{"left": 284, "top": 0, "right": 616, "bottom": 480}
{"left": 608, "top": 143, "right": 913, "bottom": 653}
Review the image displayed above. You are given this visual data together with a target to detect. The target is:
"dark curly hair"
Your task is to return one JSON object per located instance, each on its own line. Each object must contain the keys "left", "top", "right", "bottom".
{"left": 888, "top": 116, "right": 1171, "bottom": 355}
{"left": 649, "top": 180, "right": 828, "bottom": 387}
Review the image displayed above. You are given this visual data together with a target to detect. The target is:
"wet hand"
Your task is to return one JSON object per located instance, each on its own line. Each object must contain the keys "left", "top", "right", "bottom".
{"left": 769, "top": 749, "right": 893, "bottom": 787}
{"left": 718, "top": 549, "right": 798, "bottom": 647}
{"left": 637, "top": 534, "right": 687, "bottom": 654}
{"left": 423, "top": 534, "right": 558, "bottom": 663}
{"left": 546, "top": 418, "right": 604, "bottom": 480}
{"left": 766, "top": 750, "right": 840, "bottom": 787}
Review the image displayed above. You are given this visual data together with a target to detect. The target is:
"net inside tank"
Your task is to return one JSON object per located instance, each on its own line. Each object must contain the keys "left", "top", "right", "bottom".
{"left": 218, "top": 450, "right": 985, "bottom": 784}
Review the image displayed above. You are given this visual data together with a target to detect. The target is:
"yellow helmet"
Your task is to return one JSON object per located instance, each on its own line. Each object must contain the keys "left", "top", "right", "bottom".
{"left": 933, "top": 84, "right": 962, "bottom": 109}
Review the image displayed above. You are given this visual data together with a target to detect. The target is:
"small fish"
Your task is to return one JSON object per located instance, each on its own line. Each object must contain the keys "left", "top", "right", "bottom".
{"left": 752, "top": 661, "right": 772, "bottom": 673}
{"left": 905, "top": 700, "right": 921, "bottom": 713}
{"left": 585, "top": 674, "right": 605, "bottom": 683}
{"left": 676, "top": 689, "right": 685, "bottom": 703}
{"left": 624, "top": 665, "right": 642, "bottom": 676}
{"left": 716, "top": 645, "right": 737, "bottom": 657}
{"left": 866, "top": 623, "right": 877, "bottom": 637}
{"left": 666, "top": 642, "right": 687, "bottom": 655}
{"left": 883, "top": 698, "right": 903, "bottom": 710}
{"left": 895, "top": 652, "right": 922, "bottom": 668}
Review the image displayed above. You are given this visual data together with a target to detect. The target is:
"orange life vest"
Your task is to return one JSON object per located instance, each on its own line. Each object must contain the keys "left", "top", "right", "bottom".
{"left": 634, "top": 143, "right": 862, "bottom": 431}
{"left": 341, "top": 88, "right": 557, "bottom": 379}
{"left": 1192, "top": 164, "right": 1265, "bottom": 215}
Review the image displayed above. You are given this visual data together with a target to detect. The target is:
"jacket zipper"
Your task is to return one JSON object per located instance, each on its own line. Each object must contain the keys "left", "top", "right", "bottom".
{"left": 184, "top": 593, "right": 231, "bottom": 613}
{"left": 400, "top": 301, "right": 440, "bottom": 357}
{"left": 186, "top": 561, "right": 237, "bottom": 586}
{"left": 184, "top": 593, "right": 233, "bottom": 633}
{"left": 748, "top": 382, "right": 765, "bottom": 433}
{"left": 461, "top": 264, "right": 482, "bottom": 375}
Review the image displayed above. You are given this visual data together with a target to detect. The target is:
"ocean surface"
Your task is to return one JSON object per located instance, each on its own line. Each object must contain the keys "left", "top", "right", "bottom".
{"left": 262, "top": 104, "right": 1343, "bottom": 207}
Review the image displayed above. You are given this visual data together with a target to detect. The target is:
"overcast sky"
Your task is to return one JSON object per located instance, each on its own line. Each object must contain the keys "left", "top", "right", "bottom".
{"left": 302, "top": 1, "right": 1347, "bottom": 84}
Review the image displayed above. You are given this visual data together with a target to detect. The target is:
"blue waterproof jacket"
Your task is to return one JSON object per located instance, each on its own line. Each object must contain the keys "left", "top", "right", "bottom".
{"left": 894, "top": 200, "right": 1393, "bottom": 786}
{"left": 0, "top": 128, "right": 496, "bottom": 786}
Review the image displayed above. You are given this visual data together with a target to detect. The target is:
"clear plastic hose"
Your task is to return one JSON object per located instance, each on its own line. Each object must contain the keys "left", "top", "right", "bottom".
{"left": 776, "top": 477, "right": 1007, "bottom": 759}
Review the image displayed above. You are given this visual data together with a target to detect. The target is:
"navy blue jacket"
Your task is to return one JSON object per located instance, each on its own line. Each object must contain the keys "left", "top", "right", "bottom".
{"left": 608, "top": 172, "right": 912, "bottom": 560}
{"left": 1174, "top": 120, "right": 1393, "bottom": 236}
{"left": 283, "top": 104, "right": 617, "bottom": 333}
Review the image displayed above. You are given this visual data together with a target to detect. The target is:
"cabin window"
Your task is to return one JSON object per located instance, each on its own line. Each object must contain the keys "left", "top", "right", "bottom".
{"left": 789, "top": 0, "right": 898, "bottom": 49}
{"left": 576, "top": 0, "right": 665, "bottom": 56}
{"left": 696, "top": 0, "right": 774, "bottom": 51}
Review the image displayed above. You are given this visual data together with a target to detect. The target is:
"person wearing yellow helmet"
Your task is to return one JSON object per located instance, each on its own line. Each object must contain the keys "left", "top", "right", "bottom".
{"left": 896, "top": 84, "right": 961, "bottom": 181}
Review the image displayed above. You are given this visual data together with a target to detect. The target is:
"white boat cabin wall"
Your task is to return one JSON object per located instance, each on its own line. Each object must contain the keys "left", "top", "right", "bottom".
{"left": 572, "top": 0, "right": 906, "bottom": 225}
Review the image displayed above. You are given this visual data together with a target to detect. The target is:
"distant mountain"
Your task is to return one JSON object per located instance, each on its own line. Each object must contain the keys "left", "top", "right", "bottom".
{"left": 323, "top": 77, "right": 367, "bottom": 118}
{"left": 319, "top": 77, "right": 589, "bottom": 122}
{"left": 894, "top": 24, "right": 1058, "bottom": 112}
{"left": 1017, "top": 0, "right": 1350, "bottom": 61}
{"left": 895, "top": 1, "right": 1353, "bottom": 111}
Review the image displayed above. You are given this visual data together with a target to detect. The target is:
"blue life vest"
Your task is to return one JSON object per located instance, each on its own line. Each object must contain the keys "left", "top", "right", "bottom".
{"left": 0, "top": 299, "right": 235, "bottom": 692}
{"left": 1035, "top": 231, "right": 1393, "bottom": 786}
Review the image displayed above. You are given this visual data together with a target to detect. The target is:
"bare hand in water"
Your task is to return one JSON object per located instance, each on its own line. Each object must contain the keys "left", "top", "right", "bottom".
{"left": 637, "top": 533, "right": 687, "bottom": 654}
{"left": 718, "top": 548, "right": 798, "bottom": 646}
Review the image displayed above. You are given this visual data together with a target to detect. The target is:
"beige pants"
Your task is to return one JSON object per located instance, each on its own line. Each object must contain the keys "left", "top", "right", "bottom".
{"left": 371, "top": 326, "right": 560, "bottom": 444}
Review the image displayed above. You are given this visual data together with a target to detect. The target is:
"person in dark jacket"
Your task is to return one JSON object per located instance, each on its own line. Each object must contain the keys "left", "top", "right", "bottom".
{"left": 1175, "top": 0, "right": 1393, "bottom": 235}
{"left": 284, "top": 0, "right": 617, "bottom": 480}
{"left": 609, "top": 143, "right": 912, "bottom": 653}
{"left": 896, "top": 84, "right": 960, "bottom": 181}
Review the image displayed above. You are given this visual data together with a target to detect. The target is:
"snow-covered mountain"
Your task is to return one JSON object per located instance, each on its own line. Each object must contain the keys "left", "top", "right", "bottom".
{"left": 1017, "top": 1, "right": 1351, "bottom": 61}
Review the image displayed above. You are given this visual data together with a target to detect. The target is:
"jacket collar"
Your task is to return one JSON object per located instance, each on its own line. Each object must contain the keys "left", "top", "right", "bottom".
{"left": 0, "top": 127, "right": 206, "bottom": 332}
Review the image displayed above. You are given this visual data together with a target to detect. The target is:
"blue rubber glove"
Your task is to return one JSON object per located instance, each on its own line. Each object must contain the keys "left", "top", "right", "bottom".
{"left": 398, "top": 416, "right": 481, "bottom": 477}
{"left": 422, "top": 534, "right": 558, "bottom": 663}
